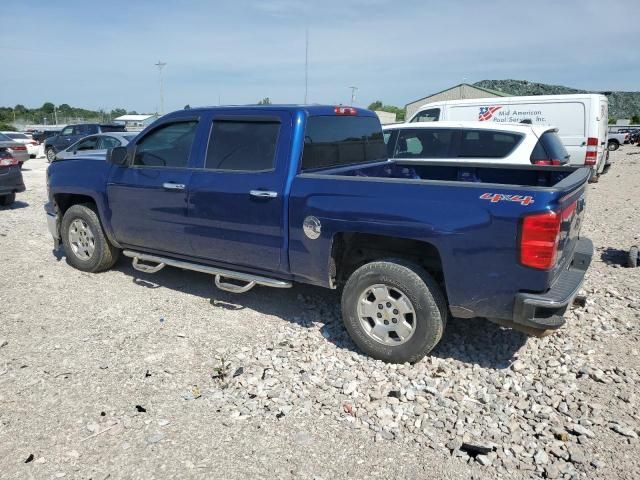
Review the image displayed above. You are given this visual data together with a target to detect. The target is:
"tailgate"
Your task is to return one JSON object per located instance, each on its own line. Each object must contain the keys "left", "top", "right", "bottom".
{"left": 551, "top": 173, "right": 589, "bottom": 282}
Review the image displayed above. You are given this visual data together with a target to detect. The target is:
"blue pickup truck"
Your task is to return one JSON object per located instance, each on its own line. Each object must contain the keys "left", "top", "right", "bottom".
{"left": 45, "top": 105, "right": 593, "bottom": 363}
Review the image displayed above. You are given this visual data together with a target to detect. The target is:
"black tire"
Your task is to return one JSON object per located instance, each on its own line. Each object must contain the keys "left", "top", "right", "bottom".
{"left": 628, "top": 246, "right": 639, "bottom": 268}
{"left": 0, "top": 193, "right": 16, "bottom": 206}
{"left": 46, "top": 148, "right": 56, "bottom": 162}
{"left": 61, "top": 203, "right": 119, "bottom": 272}
{"left": 341, "top": 259, "right": 447, "bottom": 363}
{"left": 607, "top": 140, "right": 619, "bottom": 151}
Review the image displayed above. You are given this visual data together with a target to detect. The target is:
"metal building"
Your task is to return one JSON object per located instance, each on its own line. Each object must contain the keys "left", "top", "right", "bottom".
{"left": 405, "top": 83, "right": 509, "bottom": 119}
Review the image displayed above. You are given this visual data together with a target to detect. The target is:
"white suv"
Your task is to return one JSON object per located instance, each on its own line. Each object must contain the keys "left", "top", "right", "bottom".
{"left": 382, "top": 121, "right": 570, "bottom": 166}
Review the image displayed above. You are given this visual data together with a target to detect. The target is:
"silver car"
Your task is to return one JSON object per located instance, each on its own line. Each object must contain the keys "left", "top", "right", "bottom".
{"left": 0, "top": 132, "right": 30, "bottom": 165}
{"left": 54, "top": 132, "right": 138, "bottom": 160}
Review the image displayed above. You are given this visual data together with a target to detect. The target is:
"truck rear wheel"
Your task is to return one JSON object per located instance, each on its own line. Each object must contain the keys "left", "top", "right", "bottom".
{"left": 608, "top": 140, "right": 619, "bottom": 151}
{"left": 61, "top": 203, "right": 119, "bottom": 272}
{"left": 341, "top": 259, "right": 447, "bottom": 363}
{"left": 0, "top": 193, "right": 16, "bottom": 206}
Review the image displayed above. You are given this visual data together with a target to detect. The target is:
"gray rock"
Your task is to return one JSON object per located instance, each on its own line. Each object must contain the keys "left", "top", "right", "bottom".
{"left": 611, "top": 424, "right": 638, "bottom": 438}
{"left": 534, "top": 450, "right": 549, "bottom": 465}
{"left": 570, "top": 424, "right": 595, "bottom": 438}
{"left": 146, "top": 433, "right": 164, "bottom": 444}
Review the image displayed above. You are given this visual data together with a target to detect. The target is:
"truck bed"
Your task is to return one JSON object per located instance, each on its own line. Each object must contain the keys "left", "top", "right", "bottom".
{"left": 306, "top": 159, "right": 587, "bottom": 190}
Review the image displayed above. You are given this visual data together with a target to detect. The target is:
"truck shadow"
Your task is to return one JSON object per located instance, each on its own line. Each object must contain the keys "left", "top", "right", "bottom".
{"left": 0, "top": 200, "right": 29, "bottom": 210}
{"left": 105, "top": 258, "right": 529, "bottom": 370}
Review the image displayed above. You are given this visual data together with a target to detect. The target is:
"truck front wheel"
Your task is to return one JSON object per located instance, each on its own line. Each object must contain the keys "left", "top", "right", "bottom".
{"left": 60, "top": 203, "right": 119, "bottom": 272}
{"left": 341, "top": 259, "right": 447, "bottom": 363}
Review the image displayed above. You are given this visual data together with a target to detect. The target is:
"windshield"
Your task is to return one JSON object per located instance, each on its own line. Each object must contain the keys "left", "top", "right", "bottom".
{"left": 0, "top": 133, "right": 13, "bottom": 142}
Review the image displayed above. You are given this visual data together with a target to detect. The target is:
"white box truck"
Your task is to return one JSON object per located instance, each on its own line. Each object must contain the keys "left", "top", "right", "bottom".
{"left": 408, "top": 94, "right": 609, "bottom": 177}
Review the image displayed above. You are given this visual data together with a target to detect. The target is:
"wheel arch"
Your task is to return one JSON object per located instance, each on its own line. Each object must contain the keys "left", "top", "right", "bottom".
{"left": 330, "top": 232, "right": 446, "bottom": 296}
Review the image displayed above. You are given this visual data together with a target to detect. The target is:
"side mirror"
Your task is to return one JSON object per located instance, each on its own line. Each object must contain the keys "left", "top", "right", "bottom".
{"left": 107, "top": 146, "right": 128, "bottom": 166}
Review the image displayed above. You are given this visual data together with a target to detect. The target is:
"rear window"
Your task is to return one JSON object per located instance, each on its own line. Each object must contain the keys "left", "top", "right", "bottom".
{"left": 5, "top": 133, "right": 28, "bottom": 140}
{"left": 393, "top": 129, "right": 455, "bottom": 158}
{"left": 100, "top": 124, "right": 127, "bottom": 133}
{"left": 302, "top": 116, "right": 386, "bottom": 171}
{"left": 0, "top": 133, "right": 12, "bottom": 142}
{"left": 530, "top": 131, "right": 570, "bottom": 162}
{"left": 458, "top": 130, "right": 522, "bottom": 158}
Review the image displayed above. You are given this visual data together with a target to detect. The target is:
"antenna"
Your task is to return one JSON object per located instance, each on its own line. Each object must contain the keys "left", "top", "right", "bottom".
{"left": 154, "top": 60, "right": 167, "bottom": 114}
{"left": 348, "top": 86, "right": 358, "bottom": 106}
{"left": 304, "top": 28, "right": 309, "bottom": 104}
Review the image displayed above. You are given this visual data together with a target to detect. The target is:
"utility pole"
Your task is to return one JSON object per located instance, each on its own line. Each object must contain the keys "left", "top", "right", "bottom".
{"left": 155, "top": 60, "right": 167, "bottom": 115}
{"left": 54, "top": 105, "right": 58, "bottom": 125}
{"left": 348, "top": 86, "right": 358, "bottom": 106}
{"left": 304, "top": 28, "right": 309, "bottom": 104}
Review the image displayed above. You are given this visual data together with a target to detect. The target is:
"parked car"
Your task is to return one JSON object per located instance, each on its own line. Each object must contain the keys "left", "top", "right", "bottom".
{"left": 607, "top": 132, "right": 627, "bottom": 151}
{"left": 54, "top": 132, "right": 138, "bottom": 160}
{"left": 0, "top": 132, "right": 29, "bottom": 166}
{"left": 43, "top": 124, "right": 127, "bottom": 162}
{"left": 408, "top": 94, "right": 609, "bottom": 179}
{"left": 32, "top": 130, "right": 61, "bottom": 145}
{"left": 0, "top": 149, "right": 25, "bottom": 206}
{"left": 1, "top": 131, "right": 39, "bottom": 158}
{"left": 383, "top": 122, "right": 570, "bottom": 166}
{"left": 45, "top": 105, "right": 593, "bottom": 363}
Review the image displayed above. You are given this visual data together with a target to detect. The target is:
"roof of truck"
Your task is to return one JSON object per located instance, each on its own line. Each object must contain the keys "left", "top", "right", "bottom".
{"left": 382, "top": 120, "right": 557, "bottom": 136}
{"left": 171, "top": 104, "right": 378, "bottom": 117}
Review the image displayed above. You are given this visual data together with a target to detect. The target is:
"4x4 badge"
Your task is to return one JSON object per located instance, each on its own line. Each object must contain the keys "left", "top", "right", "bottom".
{"left": 480, "top": 193, "right": 535, "bottom": 206}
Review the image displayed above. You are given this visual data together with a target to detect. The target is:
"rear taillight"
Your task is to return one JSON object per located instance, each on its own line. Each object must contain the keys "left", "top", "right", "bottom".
{"left": 585, "top": 137, "right": 598, "bottom": 166}
{"left": 533, "top": 159, "right": 563, "bottom": 166}
{"left": 10, "top": 145, "right": 27, "bottom": 151}
{"left": 520, "top": 210, "right": 562, "bottom": 270}
{"left": 334, "top": 106, "right": 357, "bottom": 115}
{"left": 0, "top": 153, "right": 18, "bottom": 167}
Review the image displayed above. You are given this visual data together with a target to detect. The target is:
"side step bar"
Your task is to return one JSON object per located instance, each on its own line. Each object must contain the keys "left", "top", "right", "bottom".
{"left": 123, "top": 250, "right": 292, "bottom": 292}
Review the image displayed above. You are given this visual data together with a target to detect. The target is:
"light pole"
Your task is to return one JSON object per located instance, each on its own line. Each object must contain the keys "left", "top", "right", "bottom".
{"left": 155, "top": 60, "right": 167, "bottom": 115}
{"left": 304, "top": 28, "right": 309, "bottom": 104}
{"left": 348, "top": 86, "right": 358, "bottom": 106}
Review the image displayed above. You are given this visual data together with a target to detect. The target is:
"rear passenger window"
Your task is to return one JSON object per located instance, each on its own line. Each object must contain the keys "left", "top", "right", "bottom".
{"left": 393, "top": 129, "right": 455, "bottom": 158}
{"left": 458, "top": 130, "right": 521, "bottom": 158}
{"left": 205, "top": 120, "right": 280, "bottom": 171}
{"left": 133, "top": 121, "right": 197, "bottom": 168}
{"left": 530, "top": 131, "right": 570, "bottom": 164}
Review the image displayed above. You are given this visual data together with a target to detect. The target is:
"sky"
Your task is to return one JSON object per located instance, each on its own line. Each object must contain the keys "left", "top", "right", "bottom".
{"left": 1, "top": 0, "right": 639, "bottom": 113}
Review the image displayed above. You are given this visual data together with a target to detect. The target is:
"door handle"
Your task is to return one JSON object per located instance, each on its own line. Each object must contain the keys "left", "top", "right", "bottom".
{"left": 250, "top": 190, "right": 278, "bottom": 198}
{"left": 163, "top": 182, "right": 186, "bottom": 191}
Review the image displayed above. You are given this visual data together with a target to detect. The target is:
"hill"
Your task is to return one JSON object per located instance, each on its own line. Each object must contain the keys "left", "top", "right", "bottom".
{"left": 473, "top": 79, "right": 640, "bottom": 121}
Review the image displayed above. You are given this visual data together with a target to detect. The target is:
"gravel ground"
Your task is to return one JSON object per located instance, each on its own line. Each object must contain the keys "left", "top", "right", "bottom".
{"left": 1, "top": 150, "right": 639, "bottom": 479}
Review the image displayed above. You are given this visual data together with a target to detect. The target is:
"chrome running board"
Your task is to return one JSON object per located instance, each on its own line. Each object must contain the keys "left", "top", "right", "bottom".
{"left": 123, "top": 250, "right": 292, "bottom": 292}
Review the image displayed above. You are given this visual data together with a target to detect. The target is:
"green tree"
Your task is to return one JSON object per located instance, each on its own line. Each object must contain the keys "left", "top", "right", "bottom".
{"left": 41, "top": 102, "right": 55, "bottom": 114}
{"left": 257, "top": 97, "right": 271, "bottom": 105}
{"left": 111, "top": 108, "right": 127, "bottom": 118}
{"left": 0, "top": 123, "right": 16, "bottom": 131}
{"left": 367, "top": 101, "right": 405, "bottom": 121}
{"left": 608, "top": 117, "right": 617, "bottom": 125}
{"left": 631, "top": 114, "right": 640, "bottom": 124}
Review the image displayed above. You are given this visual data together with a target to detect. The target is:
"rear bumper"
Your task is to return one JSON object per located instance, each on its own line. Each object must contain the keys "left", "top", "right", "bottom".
{"left": 512, "top": 237, "right": 593, "bottom": 330}
{"left": 0, "top": 167, "right": 26, "bottom": 195}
